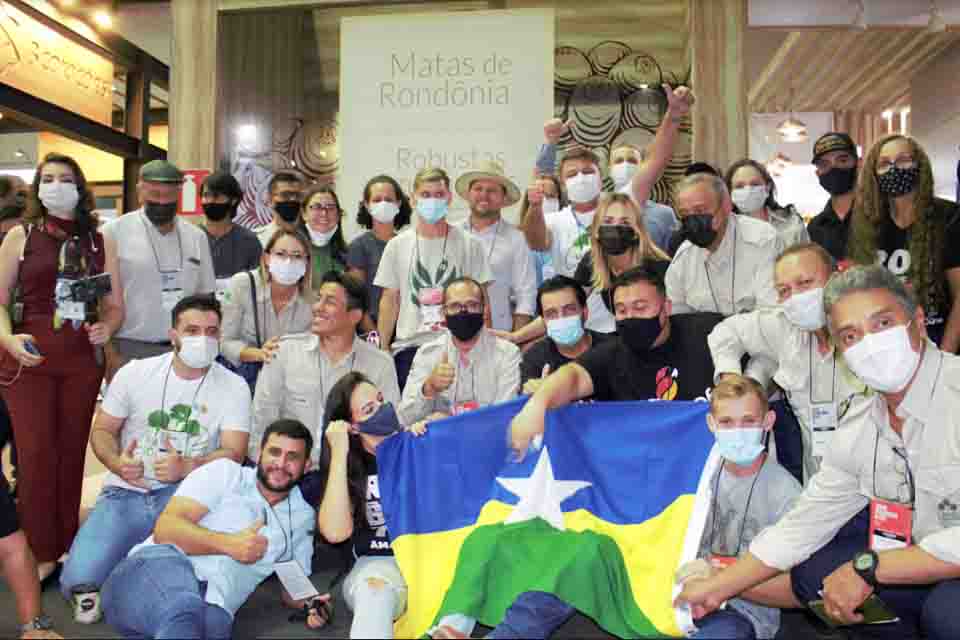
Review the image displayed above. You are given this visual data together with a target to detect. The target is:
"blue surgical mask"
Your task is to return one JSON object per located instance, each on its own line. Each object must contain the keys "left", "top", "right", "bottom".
{"left": 546, "top": 315, "right": 584, "bottom": 347}
{"left": 416, "top": 197, "right": 448, "bottom": 224}
{"left": 715, "top": 427, "right": 765, "bottom": 466}
{"left": 357, "top": 402, "right": 402, "bottom": 436}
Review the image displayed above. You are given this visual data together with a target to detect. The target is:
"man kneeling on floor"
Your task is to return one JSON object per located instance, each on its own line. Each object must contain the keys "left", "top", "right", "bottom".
{"left": 101, "top": 420, "right": 322, "bottom": 639}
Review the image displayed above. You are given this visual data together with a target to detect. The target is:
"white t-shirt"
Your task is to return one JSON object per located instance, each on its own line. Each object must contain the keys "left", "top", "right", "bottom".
{"left": 545, "top": 205, "right": 595, "bottom": 279}
{"left": 373, "top": 225, "right": 493, "bottom": 353}
{"left": 101, "top": 353, "right": 252, "bottom": 492}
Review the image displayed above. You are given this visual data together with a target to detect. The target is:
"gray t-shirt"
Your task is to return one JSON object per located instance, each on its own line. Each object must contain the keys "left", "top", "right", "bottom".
{"left": 697, "top": 457, "right": 801, "bottom": 639}
{"left": 105, "top": 210, "right": 216, "bottom": 342}
{"left": 347, "top": 231, "right": 388, "bottom": 322}
{"left": 205, "top": 223, "right": 263, "bottom": 280}
{"left": 373, "top": 225, "right": 493, "bottom": 352}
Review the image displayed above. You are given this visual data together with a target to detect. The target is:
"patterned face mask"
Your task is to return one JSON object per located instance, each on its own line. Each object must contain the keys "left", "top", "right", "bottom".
{"left": 876, "top": 166, "right": 920, "bottom": 197}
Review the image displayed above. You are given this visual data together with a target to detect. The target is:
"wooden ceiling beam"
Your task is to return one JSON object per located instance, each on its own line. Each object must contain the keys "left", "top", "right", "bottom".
{"left": 748, "top": 32, "right": 809, "bottom": 111}
{"left": 857, "top": 36, "right": 958, "bottom": 112}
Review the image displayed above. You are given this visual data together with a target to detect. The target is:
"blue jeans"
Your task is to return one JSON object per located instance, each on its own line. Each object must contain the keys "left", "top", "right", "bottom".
{"left": 60, "top": 484, "right": 178, "bottom": 599}
{"left": 102, "top": 544, "right": 232, "bottom": 639}
{"left": 487, "top": 592, "right": 574, "bottom": 639}
{"left": 792, "top": 507, "right": 960, "bottom": 640}
{"left": 690, "top": 609, "right": 755, "bottom": 639}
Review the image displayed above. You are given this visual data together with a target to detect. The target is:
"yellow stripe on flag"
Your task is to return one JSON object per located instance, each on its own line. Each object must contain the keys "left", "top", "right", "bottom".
{"left": 392, "top": 495, "right": 695, "bottom": 638}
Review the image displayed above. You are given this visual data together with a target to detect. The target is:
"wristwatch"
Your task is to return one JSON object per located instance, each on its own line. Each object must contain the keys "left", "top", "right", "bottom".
{"left": 852, "top": 550, "right": 880, "bottom": 588}
{"left": 19, "top": 614, "right": 54, "bottom": 635}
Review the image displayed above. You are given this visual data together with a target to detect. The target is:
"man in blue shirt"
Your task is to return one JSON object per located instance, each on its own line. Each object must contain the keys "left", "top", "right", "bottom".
{"left": 100, "top": 420, "right": 318, "bottom": 639}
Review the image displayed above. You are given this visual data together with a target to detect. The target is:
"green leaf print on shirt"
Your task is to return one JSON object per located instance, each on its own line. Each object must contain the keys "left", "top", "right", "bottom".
{"left": 410, "top": 258, "right": 458, "bottom": 308}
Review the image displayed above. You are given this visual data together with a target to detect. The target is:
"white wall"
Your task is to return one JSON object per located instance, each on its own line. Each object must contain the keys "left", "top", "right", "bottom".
{"left": 911, "top": 41, "right": 960, "bottom": 202}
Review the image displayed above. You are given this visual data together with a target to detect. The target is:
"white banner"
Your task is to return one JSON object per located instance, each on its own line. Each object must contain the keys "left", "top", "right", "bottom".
{"left": 339, "top": 9, "right": 554, "bottom": 237}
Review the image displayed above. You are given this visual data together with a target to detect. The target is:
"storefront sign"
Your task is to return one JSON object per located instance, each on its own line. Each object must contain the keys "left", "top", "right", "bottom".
{"left": 0, "top": 1, "right": 114, "bottom": 125}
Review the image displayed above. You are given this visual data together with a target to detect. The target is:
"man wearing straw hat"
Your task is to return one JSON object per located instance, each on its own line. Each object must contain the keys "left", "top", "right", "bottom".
{"left": 456, "top": 161, "right": 537, "bottom": 332}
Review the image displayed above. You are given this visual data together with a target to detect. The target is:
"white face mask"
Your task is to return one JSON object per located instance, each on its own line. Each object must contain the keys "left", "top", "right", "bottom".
{"left": 731, "top": 185, "right": 768, "bottom": 214}
{"left": 369, "top": 200, "right": 399, "bottom": 224}
{"left": 843, "top": 323, "right": 921, "bottom": 393}
{"left": 542, "top": 197, "right": 560, "bottom": 214}
{"left": 610, "top": 162, "right": 639, "bottom": 189}
{"left": 307, "top": 224, "right": 338, "bottom": 247}
{"left": 269, "top": 257, "right": 306, "bottom": 286}
{"left": 565, "top": 172, "right": 602, "bottom": 204}
{"left": 38, "top": 181, "right": 80, "bottom": 217}
{"left": 782, "top": 287, "right": 826, "bottom": 331}
{"left": 177, "top": 335, "right": 219, "bottom": 370}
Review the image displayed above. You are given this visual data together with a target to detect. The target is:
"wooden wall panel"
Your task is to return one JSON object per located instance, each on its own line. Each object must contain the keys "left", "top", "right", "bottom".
{"left": 169, "top": 0, "right": 217, "bottom": 169}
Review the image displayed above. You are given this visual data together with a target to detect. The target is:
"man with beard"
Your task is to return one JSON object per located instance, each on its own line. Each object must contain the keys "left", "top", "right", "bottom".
{"left": 456, "top": 161, "right": 537, "bottom": 332}
{"left": 60, "top": 295, "right": 251, "bottom": 619}
{"left": 807, "top": 133, "right": 859, "bottom": 263}
{"left": 101, "top": 420, "right": 319, "bottom": 639}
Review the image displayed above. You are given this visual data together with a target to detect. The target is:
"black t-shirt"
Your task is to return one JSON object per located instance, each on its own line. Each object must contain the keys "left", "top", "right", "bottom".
{"left": 876, "top": 198, "right": 960, "bottom": 345}
{"left": 0, "top": 474, "right": 18, "bottom": 539}
{"left": 520, "top": 330, "right": 611, "bottom": 385}
{"left": 351, "top": 449, "right": 393, "bottom": 558}
{"left": 573, "top": 256, "right": 670, "bottom": 313}
{"left": 577, "top": 312, "right": 722, "bottom": 402}
{"left": 808, "top": 199, "right": 852, "bottom": 262}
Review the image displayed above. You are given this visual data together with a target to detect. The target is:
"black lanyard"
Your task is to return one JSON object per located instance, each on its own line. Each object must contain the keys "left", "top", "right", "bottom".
{"left": 411, "top": 230, "right": 449, "bottom": 293}
{"left": 469, "top": 218, "right": 501, "bottom": 265}
{"left": 708, "top": 460, "right": 761, "bottom": 557}
{"left": 266, "top": 497, "right": 294, "bottom": 562}
{"left": 140, "top": 212, "right": 183, "bottom": 273}
{"left": 160, "top": 357, "right": 210, "bottom": 416}
{"left": 705, "top": 225, "right": 736, "bottom": 315}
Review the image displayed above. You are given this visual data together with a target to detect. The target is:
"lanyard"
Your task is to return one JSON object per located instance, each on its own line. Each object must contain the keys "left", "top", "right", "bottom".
{"left": 140, "top": 212, "right": 183, "bottom": 272}
{"left": 411, "top": 230, "right": 450, "bottom": 293}
{"left": 160, "top": 358, "right": 210, "bottom": 421}
{"left": 708, "top": 461, "right": 761, "bottom": 556}
{"left": 809, "top": 340, "right": 837, "bottom": 405}
{"left": 265, "top": 497, "right": 294, "bottom": 562}
{"left": 469, "top": 218, "right": 501, "bottom": 266}
{"left": 705, "top": 225, "right": 737, "bottom": 315}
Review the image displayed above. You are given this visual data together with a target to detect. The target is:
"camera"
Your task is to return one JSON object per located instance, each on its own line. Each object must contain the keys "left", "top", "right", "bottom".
{"left": 68, "top": 273, "right": 112, "bottom": 304}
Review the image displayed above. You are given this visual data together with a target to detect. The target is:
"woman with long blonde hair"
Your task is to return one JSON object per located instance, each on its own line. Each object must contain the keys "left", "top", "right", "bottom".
{"left": 847, "top": 134, "right": 960, "bottom": 351}
{"left": 498, "top": 193, "right": 670, "bottom": 346}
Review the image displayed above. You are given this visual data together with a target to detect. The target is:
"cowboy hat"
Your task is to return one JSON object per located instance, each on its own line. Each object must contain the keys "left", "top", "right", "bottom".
{"left": 455, "top": 160, "right": 522, "bottom": 207}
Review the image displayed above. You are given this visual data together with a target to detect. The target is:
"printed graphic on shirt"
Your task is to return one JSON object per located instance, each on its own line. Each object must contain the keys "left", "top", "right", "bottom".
{"left": 656, "top": 367, "right": 679, "bottom": 401}
{"left": 141, "top": 404, "right": 210, "bottom": 475}
{"left": 709, "top": 501, "right": 763, "bottom": 556}
{"left": 876, "top": 247, "right": 943, "bottom": 326}
{"left": 411, "top": 258, "right": 458, "bottom": 309}
{"left": 365, "top": 474, "right": 391, "bottom": 551}
{"left": 563, "top": 230, "right": 591, "bottom": 275}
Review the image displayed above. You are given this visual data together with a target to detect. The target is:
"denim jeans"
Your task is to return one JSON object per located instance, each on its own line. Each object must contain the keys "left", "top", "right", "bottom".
{"left": 791, "top": 507, "right": 960, "bottom": 640}
{"left": 60, "top": 483, "right": 178, "bottom": 599}
{"left": 690, "top": 609, "right": 756, "bottom": 639}
{"left": 486, "top": 592, "right": 575, "bottom": 639}
{"left": 102, "top": 544, "right": 232, "bottom": 640}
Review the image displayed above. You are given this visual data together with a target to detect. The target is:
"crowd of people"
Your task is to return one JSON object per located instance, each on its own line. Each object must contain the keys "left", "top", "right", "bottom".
{"left": 0, "top": 81, "right": 958, "bottom": 640}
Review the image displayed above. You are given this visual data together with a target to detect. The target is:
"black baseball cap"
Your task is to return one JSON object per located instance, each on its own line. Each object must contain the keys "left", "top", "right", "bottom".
{"left": 812, "top": 133, "right": 858, "bottom": 164}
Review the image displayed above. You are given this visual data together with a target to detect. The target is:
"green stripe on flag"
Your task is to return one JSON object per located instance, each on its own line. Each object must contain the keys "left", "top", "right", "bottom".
{"left": 431, "top": 517, "right": 667, "bottom": 638}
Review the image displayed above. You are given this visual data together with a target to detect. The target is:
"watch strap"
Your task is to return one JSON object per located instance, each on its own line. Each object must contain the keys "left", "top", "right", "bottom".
{"left": 853, "top": 550, "right": 880, "bottom": 588}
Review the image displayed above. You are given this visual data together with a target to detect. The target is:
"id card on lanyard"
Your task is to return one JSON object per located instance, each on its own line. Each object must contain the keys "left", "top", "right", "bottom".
{"left": 161, "top": 270, "right": 184, "bottom": 311}
{"left": 870, "top": 499, "right": 912, "bottom": 551}
{"left": 809, "top": 343, "right": 838, "bottom": 460}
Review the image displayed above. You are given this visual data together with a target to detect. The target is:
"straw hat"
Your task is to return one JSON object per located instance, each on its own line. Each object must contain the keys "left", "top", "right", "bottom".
{"left": 454, "top": 160, "right": 522, "bottom": 207}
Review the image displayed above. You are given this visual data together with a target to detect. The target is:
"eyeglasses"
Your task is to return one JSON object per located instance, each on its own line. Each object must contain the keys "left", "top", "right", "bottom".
{"left": 271, "top": 251, "right": 306, "bottom": 261}
{"left": 444, "top": 301, "right": 483, "bottom": 315}
{"left": 873, "top": 433, "right": 915, "bottom": 505}
{"left": 876, "top": 156, "right": 916, "bottom": 175}
{"left": 307, "top": 203, "right": 339, "bottom": 213}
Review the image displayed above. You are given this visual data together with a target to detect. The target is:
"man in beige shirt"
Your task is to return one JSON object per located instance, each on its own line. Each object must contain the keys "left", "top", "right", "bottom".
{"left": 251, "top": 271, "right": 399, "bottom": 463}
{"left": 678, "top": 265, "right": 960, "bottom": 640}
{"left": 400, "top": 277, "right": 520, "bottom": 424}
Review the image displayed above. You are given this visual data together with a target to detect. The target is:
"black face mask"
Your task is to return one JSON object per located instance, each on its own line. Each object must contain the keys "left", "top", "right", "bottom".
{"left": 597, "top": 225, "right": 639, "bottom": 256}
{"left": 144, "top": 201, "right": 178, "bottom": 226}
{"left": 445, "top": 311, "right": 484, "bottom": 342}
{"left": 876, "top": 166, "right": 920, "bottom": 197}
{"left": 357, "top": 402, "right": 402, "bottom": 436}
{"left": 202, "top": 202, "right": 233, "bottom": 222}
{"left": 818, "top": 166, "right": 857, "bottom": 196}
{"left": 617, "top": 315, "right": 662, "bottom": 353}
{"left": 681, "top": 214, "right": 718, "bottom": 249}
{"left": 275, "top": 201, "right": 301, "bottom": 224}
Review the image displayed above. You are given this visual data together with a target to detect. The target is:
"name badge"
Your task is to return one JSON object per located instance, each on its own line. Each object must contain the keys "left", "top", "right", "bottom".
{"left": 274, "top": 560, "right": 319, "bottom": 602}
{"left": 810, "top": 403, "right": 838, "bottom": 459}
{"left": 453, "top": 400, "right": 479, "bottom": 415}
{"left": 161, "top": 271, "right": 184, "bottom": 312}
{"left": 869, "top": 498, "right": 913, "bottom": 552}
{"left": 417, "top": 287, "right": 445, "bottom": 334}
{"left": 54, "top": 278, "right": 86, "bottom": 321}
{"left": 215, "top": 278, "right": 232, "bottom": 304}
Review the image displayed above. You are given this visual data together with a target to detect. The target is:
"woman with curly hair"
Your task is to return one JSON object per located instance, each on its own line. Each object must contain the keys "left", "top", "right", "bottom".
{"left": 847, "top": 134, "right": 960, "bottom": 351}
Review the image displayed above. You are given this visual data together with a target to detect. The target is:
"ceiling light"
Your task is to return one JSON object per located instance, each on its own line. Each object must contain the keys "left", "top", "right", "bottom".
{"left": 852, "top": 0, "right": 868, "bottom": 29}
{"left": 93, "top": 10, "right": 112, "bottom": 29}
{"left": 14, "top": 149, "right": 25, "bottom": 158}
{"left": 928, "top": 0, "right": 947, "bottom": 32}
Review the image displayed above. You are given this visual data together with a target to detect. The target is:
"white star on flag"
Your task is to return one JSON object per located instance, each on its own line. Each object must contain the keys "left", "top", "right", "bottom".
{"left": 496, "top": 446, "right": 592, "bottom": 531}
